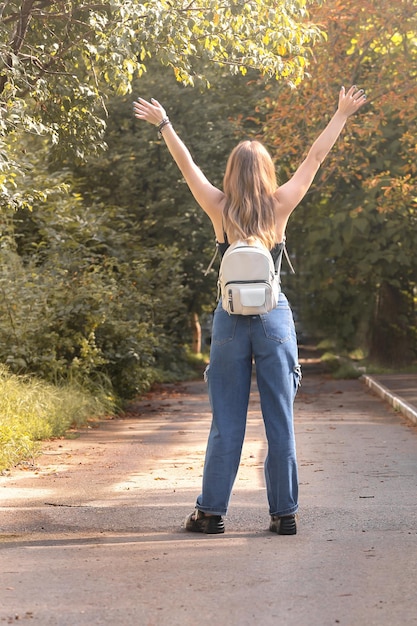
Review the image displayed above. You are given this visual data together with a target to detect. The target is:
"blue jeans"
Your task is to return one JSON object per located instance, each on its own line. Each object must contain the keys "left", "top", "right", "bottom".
{"left": 197, "top": 292, "right": 301, "bottom": 517}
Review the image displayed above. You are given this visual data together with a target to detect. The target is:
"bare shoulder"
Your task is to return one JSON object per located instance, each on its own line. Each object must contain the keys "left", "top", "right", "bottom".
{"left": 203, "top": 194, "right": 225, "bottom": 240}
{"left": 273, "top": 186, "right": 296, "bottom": 222}
{"left": 273, "top": 160, "right": 316, "bottom": 218}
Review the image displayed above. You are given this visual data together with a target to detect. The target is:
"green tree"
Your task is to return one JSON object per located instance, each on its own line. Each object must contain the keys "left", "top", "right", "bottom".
{"left": 1, "top": 61, "right": 270, "bottom": 393}
{"left": 0, "top": 1, "right": 326, "bottom": 392}
{"left": 1, "top": 1, "right": 323, "bottom": 201}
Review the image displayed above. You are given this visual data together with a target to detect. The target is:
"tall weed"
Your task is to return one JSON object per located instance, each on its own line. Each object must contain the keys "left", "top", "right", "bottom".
{"left": 0, "top": 365, "right": 114, "bottom": 471}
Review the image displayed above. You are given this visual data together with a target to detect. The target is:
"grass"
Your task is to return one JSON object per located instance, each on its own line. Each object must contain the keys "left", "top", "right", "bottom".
{"left": 0, "top": 347, "right": 209, "bottom": 473}
{"left": 0, "top": 365, "right": 115, "bottom": 472}
{"left": 319, "top": 351, "right": 363, "bottom": 379}
{"left": 317, "top": 342, "right": 417, "bottom": 379}
{"left": 361, "top": 363, "right": 417, "bottom": 375}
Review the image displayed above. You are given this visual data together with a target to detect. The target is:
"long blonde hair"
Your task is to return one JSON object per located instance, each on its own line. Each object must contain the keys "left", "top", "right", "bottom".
{"left": 222, "top": 140, "right": 278, "bottom": 249}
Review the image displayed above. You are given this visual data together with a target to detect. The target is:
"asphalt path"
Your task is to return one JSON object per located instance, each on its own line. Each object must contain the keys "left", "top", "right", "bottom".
{"left": 1, "top": 360, "right": 417, "bottom": 626}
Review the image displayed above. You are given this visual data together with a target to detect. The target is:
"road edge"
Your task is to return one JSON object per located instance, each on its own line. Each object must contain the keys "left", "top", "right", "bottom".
{"left": 362, "top": 375, "right": 417, "bottom": 426}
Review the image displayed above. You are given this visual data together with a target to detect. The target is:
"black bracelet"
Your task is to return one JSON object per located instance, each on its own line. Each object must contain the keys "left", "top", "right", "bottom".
{"left": 158, "top": 117, "right": 170, "bottom": 136}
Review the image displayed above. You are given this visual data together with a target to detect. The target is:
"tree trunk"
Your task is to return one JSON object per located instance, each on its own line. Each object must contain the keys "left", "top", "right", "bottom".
{"left": 0, "top": 0, "right": 36, "bottom": 94}
{"left": 190, "top": 312, "right": 201, "bottom": 354}
{"left": 368, "top": 281, "right": 415, "bottom": 366}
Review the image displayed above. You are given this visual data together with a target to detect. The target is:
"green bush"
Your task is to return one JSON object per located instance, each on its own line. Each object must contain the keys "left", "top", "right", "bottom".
{"left": 0, "top": 212, "right": 191, "bottom": 398}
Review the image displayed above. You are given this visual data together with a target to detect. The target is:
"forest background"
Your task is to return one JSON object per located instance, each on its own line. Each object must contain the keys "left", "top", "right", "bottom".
{"left": 0, "top": 1, "right": 416, "bottom": 467}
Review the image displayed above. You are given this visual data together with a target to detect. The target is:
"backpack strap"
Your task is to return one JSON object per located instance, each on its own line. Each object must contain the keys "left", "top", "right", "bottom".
{"left": 283, "top": 239, "right": 295, "bottom": 274}
{"left": 204, "top": 236, "right": 295, "bottom": 276}
{"left": 272, "top": 237, "right": 295, "bottom": 275}
{"left": 204, "top": 242, "right": 219, "bottom": 276}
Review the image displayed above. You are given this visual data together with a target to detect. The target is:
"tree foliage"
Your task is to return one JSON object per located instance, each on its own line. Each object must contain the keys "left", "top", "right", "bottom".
{"left": 0, "top": 65, "right": 269, "bottom": 395}
{"left": 1, "top": 2, "right": 326, "bottom": 395}
{"left": 1, "top": 192, "right": 191, "bottom": 397}
{"left": 0, "top": 1, "right": 323, "bottom": 173}
{"left": 258, "top": 0, "right": 417, "bottom": 364}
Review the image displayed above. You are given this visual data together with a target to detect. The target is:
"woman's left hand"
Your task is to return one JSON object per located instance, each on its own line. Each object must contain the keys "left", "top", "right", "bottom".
{"left": 133, "top": 97, "right": 167, "bottom": 126}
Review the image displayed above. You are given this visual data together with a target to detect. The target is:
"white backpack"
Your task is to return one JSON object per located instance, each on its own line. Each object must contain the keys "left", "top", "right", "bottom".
{"left": 218, "top": 240, "right": 280, "bottom": 315}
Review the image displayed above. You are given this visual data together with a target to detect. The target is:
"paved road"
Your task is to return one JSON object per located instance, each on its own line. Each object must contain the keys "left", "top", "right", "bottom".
{"left": 1, "top": 365, "right": 417, "bottom": 626}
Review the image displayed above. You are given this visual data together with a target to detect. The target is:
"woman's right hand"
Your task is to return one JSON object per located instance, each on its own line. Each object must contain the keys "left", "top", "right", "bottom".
{"left": 337, "top": 85, "right": 367, "bottom": 119}
{"left": 133, "top": 97, "right": 167, "bottom": 126}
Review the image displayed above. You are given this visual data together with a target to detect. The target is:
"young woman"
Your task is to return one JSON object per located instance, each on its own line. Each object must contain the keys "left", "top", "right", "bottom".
{"left": 133, "top": 85, "right": 367, "bottom": 535}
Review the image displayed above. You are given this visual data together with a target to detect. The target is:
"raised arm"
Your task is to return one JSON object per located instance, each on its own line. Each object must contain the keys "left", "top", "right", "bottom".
{"left": 276, "top": 85, "right": 367, "bottom": 217}
{"left": 133, "top": 97, "right": 224, "bottom": 225}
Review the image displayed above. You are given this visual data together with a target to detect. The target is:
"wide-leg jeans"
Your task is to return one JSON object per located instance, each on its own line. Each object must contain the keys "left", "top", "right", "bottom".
{"left": 197, "top": 292, "right": 301, "bottom": 517}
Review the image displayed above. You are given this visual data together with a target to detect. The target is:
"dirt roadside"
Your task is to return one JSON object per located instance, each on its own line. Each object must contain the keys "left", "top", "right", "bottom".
{"left": 1, "top": 354, "right": 417, "bottom": 626}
